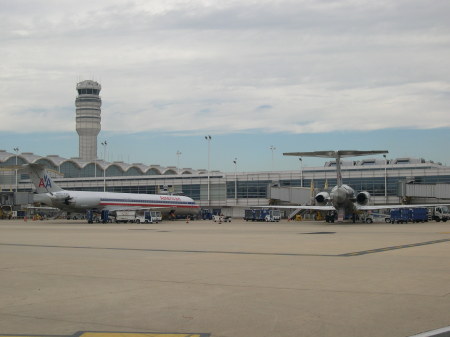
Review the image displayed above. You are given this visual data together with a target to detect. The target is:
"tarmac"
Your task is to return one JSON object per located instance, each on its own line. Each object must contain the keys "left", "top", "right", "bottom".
{"left": 0, "top": 218, "right": 450, "bottom": 337}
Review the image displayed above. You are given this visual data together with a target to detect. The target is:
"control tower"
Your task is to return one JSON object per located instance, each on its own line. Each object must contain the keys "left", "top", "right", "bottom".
{"left": 75, "top": 80, "right": 102, "bottom": 161}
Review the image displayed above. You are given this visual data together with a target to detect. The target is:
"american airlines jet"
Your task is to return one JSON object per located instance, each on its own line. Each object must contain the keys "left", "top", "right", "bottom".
{"left": 24, "top": 163, "right": 200, "bottom": 220}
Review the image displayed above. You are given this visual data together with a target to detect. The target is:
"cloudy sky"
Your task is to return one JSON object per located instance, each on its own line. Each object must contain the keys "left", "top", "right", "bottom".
{"left": 1, "top": 0, "right": 449, "bottom": 171}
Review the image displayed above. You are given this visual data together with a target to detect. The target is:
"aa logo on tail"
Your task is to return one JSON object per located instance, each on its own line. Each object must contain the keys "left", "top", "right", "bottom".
{"left": 38, "top": 175, "right": 52, "bottom": 188}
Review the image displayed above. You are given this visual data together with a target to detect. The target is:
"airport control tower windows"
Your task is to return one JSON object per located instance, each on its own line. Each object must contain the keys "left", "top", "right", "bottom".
{"left": 77, "top": 89, "right": 99, "bottom": 95}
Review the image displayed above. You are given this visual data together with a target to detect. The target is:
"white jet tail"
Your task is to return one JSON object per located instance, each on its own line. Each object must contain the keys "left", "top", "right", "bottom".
{"left": 22, "top": 164, "right": 63, "bottom": 194}
{"left": 283, "top": 150, "right": 388, "bottom": 187}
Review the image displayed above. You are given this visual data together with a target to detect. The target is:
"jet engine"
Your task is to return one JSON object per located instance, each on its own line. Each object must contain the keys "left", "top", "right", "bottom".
{"left": 53, "top": 192, "right": 74, "bottom": 205}
{"left": 315, "top": 192, "right": 330, "bottom": 205}
{"left": 356, "top": 191, "right": 371, "bottom": 205}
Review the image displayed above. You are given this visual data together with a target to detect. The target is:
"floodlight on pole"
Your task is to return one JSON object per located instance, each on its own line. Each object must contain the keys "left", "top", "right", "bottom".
{"left": 176, "top": 150, "right": 182, "bottom": 174}
{"left": 101, "top": 141, "right": 108, "bottom": 192}
{"left": 233, "top": 158, "right": 238, "bottom": 203}
{"left": 299, "top": 157, "right": 303, "bottom": 187}
{"left": 383, "top": 154, "right": 387, "bottom": 203}
{"left": 269, "top": 145, "right": 276, "bottom": 171}
{"left": 205, "top": 135, "right": 212, "bottom": 206}
{"left": 13, "top": 147, "right": 19, "bottom": 193}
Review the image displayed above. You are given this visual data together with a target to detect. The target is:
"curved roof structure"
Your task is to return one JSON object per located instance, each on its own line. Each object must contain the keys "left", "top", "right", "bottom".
{"left": 0, "top": 149, "right": 208, "bottom": 177}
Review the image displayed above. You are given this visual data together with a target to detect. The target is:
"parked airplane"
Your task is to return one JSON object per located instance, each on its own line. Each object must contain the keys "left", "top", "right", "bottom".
{"left": 23, "top": 163, "right": 200, "bottom": 221}
{"left": 267, "top": 150, "right": 446, "bottom": 222}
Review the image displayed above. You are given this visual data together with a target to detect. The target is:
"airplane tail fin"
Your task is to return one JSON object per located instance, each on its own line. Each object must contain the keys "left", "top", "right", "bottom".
{"left": 283, "top": 150, "right": 388, "bottom": 187}
{"left": 21, "top": 164, "right": 63, "bottom": 194}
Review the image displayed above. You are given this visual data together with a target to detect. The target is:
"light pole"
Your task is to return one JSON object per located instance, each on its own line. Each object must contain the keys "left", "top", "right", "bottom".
{"left": 269, "top": 145, "right": 276, "bottom": 171}
{"left": 383, "top": 154, "right": 387, "bottom": 203}
{"left": 94, "top": 154, "right": 97, "bottom": 178}
{"left": 13, "top": 147, "right": 19, "bottom": 193}
{"left": 299, "top": 157, "right": 303, "bottom": 187}
{"left": 233, "top": 158, "right": 238, "bottom": 204}
{"left": 205, "top": 135, "right": 212, "bottom": 206}
{"left": 101, "top": 141, "right": 108, "bottom": 192}
{"left": 176, "top": 150, "right": 182, "bottom": 174}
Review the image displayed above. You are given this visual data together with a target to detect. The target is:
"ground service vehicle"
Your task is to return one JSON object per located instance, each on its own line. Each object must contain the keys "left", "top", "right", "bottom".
{"left": 150, "top": 211, "right": 162, "bottom": 223}
{"left": 201, "top": 208, "right": 222, "bottom": 220}
{"left": 389, "top": 208, "right": 428, "bottom": 224}
{"left": 244, "top": 209, "right": 275, "bottom": 222}
{"left": 244, "top": 209, "right": 256, "bottom": 221}
{"left": 265, "top": 210, "right": 281, "bottom": 222}
{"left": 135, "top": 210, "right": 153, "bottom": 223}
{"left": 212, "top": 214, "right": 232, "bottom": 222}
{"left": 428, "top": 206, "right": 449, "bottom": 222}
{"left": 115, "top": 210, "right": 138, "bottom": 223}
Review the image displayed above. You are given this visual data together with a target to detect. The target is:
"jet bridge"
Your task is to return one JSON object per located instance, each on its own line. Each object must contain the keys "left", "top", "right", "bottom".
{"left": 402, "top": 183, "right": 450, "bottom": 200}
{"left": 268, "top": 186, "right": 312, "bottom": 205}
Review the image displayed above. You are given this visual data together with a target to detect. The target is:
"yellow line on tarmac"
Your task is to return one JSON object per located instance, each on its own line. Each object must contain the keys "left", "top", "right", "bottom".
{"left": 0, "top": 333, "right": 207, "bottom": 337}
{"left": 81, "top": 333, "right": 204, "bottom": 337}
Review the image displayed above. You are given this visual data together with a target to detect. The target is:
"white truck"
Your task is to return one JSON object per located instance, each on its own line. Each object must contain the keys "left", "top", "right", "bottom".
{"left": 115, "top": 210, "right": 137, "bottom": 223}
{"left": 265, "top": 209, "right": 281, "bottom": 222}
{"left": 115, "top": 209, "right": 161, "bottom": 223}
{"left": 134, "top": 210, "right": 153, "bottom": 224}
{"left": 212, "top": 214, "right": 232, "bottom": 222}
{"left": 428, "top": 206, "right": 450, "bottom": 222}
{"left": 150, "top": 211, "right": 162, "bottom": 223}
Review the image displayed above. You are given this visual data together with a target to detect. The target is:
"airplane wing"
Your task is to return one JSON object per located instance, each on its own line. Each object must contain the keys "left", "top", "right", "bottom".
{"left": 283, "top": 150, "right": 388, "bottom": 158}
{"left": 252, "top": 205, "right": 336, "bottom": 211}
{"left": 357, "top": 204, "right": 449, "bottom": 211}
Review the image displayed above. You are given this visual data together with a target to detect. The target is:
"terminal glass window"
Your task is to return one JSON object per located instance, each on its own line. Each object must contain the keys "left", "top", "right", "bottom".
{"left": 164, "top": 169, "right": 177, "bottom": 175}
{"left": 146, "top": 168, "right": 161, "bottom": 175}
{"left": 182, "top": 184, "right": 201, "bottom": 200}
{"left": 106, "top": 165, "right": 123, "bottom": 177}
{"left": 80, "top": 163, "right": 98, "bottom": 177}
{"left": 35, "top": 159, "right": 58, "bottom": 171}
{"left": 227, "top": 180, "right": 270, "bottom": 199}
{"left": 124, "top": 167, "right": 143, "bottom": 176}
{"left": 422, "top": 175, "right": 450, "bottom": 184}
{"left": 60, "top": 161, "right": 81, "bottom": 178}
{"left": 0, "top": 156, "right": 27, "bottom": 167}
{"left": 107, "top": 185, "right": 157, "bottom": 194}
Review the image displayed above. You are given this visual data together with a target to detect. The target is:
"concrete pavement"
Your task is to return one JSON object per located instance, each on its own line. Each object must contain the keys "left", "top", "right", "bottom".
{"left": 1, "top": 219, "right": 449, "bottom": 337}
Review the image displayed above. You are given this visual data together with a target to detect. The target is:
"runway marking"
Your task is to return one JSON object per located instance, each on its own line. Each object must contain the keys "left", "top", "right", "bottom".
{"left": 300, "top": 232, "right": 336, "bottom": 235}
{"left": 0, "top": 243, "right": 332, "bottom": 257}
{"left": 339, "top": 238, "right": 450, "bottom": 256}
{"left": 1, "top": 238, "right": 450, "bottom": 257}
{"left": 408, "top": 325, "right": 450, "bottom": 336}
{"left": 0, "top": 332, "right": 210, "bottom": 337}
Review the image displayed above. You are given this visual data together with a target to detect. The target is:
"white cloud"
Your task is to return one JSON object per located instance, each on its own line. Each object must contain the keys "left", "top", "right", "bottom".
{"left": 1, "top": 0, "right": 449, "bottom": 135}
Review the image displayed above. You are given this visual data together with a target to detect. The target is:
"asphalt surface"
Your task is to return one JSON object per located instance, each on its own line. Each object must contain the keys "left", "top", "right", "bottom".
{"left": 1, "top": 218, "right": 450, "bottom": 337}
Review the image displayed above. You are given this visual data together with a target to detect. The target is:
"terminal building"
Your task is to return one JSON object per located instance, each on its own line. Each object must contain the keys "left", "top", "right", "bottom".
{"left": 1, "top": 149, "right": 450, "bottom": 217}
{"left": 1, "top": 80, "right": 450, "bottom": 217}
